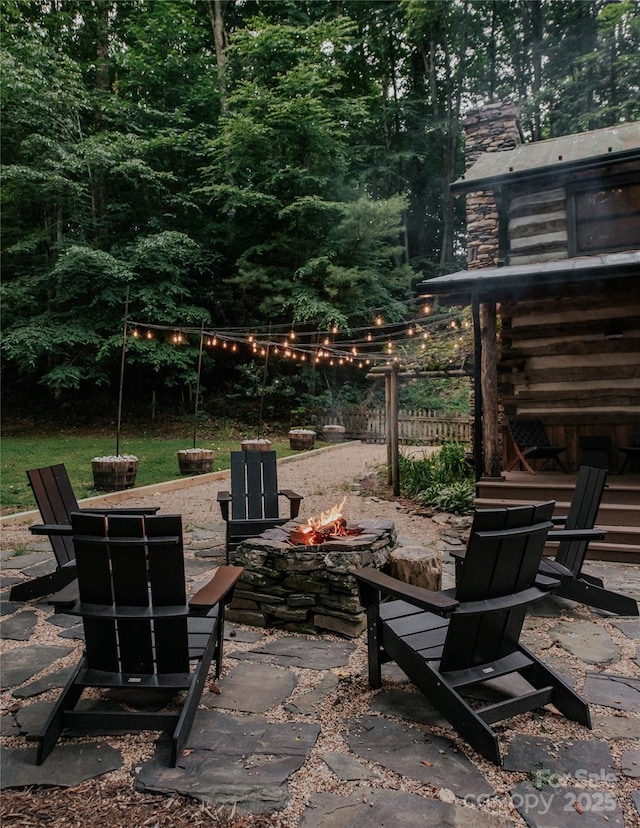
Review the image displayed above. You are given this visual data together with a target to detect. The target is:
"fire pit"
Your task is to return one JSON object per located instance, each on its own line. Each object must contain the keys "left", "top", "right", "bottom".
{"left": 227, "top": 502, "right": 396, "bottom": 638}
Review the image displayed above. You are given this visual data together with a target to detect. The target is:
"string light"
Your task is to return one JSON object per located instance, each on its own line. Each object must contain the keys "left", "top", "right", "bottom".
{"left": 127, "top": 303, "right": 470, "bottom": 372}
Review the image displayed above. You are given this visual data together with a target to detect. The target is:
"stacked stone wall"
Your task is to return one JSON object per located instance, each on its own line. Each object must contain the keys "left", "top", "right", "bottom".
{"left": 227, "top": 520, "right": 396, "bottom": 638}
{"left": 463, "top": 101, "right": 523, "bottom": 270}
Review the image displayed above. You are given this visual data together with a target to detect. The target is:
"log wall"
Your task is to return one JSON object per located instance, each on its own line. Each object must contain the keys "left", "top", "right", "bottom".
{"left": 500, "top": 278, "right": 640, "bottom": 471}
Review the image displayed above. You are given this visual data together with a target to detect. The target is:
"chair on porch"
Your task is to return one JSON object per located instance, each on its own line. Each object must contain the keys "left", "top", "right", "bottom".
{"left": 618, "top": 427, "right": 640, "bottom": 474}
{"left": 506, "top": 418, "right": 568, "bottom": 474}
{"left": 353, "top": 501, "right": 591, "bottom": 766}
{"left": 539, "top": 465, "right": 639, "bottom": 616}
{"left": 217, "top": 450, "right": 303, "bottom": 561}
{"left": 9, "top": 463, "right": 160, "bottom": 601}
{"left": 36, "top": 512, "right": 243, "bottom": 767}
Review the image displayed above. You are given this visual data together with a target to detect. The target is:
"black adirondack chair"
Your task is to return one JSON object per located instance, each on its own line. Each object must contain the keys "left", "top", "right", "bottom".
{"left": 506, "top": 418, "right": 568, "bottom": 474}
{"left": 10, "top": 463, "right": 160, "bottom": 601}
{"left": 217, "top": 450, "right": 303, "bottom": 561}
{"left": 619, "top": 427, "right": 640, "bottom": 474}
{"left": 540, "top": 465, "right": 639, "bottom": 616}
{"left": 37, "top": 512, "right": 243, "bottom": 767}
{"left": 354, "top": 501, "right": 591, "bottom": 766}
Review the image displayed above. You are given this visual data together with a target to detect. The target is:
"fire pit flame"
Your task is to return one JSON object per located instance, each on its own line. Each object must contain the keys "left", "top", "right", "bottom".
{"left": 289, "top": 496, "right": 359, "bottom": 546}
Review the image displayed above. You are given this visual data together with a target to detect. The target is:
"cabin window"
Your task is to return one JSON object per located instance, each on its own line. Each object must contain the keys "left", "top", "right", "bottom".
{"left": 568, "top": 177, "right": 640, "bottom": 256}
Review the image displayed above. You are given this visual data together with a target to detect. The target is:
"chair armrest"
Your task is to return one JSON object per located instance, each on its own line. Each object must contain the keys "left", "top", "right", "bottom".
{"left": 29, "top": 523, "right": 72, "bottom": 536}
{"left": 279, "top": 489, "right": 303, "bottom": 519}
{"left": 49, "top": 579, "right": 80, "bottom": 609}
{"left": 353, "top": 567, "right": 459, "bottom": 615}
{"left": 217, "top": 491, "right": 231, "bottom": 521}
{"left": 547, "top": 528, "right": 607, "bottom": 542}
{"left": 551, "top": 515, "right": 568, "bottom": 525}
{"left": 535, "top": 573, "right": 562, "bottom": 590}
{"left": 539, "top": 557, "right": 573, "bottom": 579}
{"left": 453, "top": 586, "right": 549, "bottom": 617}
{"left": 189, "top": 565, "right": 244, "bottom": 613}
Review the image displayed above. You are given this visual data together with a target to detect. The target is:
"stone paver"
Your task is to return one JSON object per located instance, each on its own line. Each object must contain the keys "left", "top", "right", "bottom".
{"left": 0, "top": 644, "right": 74, "bottom": 689}
{"left": 230, "top": 635, "right": 354, "bottom": 670}
{"left": 299, "top": 788, "right": 514, "bottom": 828}
{"left": 321, "top": 751, "right": 379, "bottom": 781}
{"left": 583, "top": 672, "right": 640, "bottom": 712}
{"left": 0, "top": 609, "right": 38, "bottom": 640}
{"left": 510, "top": 781, "right": 624, "bottom": 828}
{"left": 202, "top": 661, "right": 297, "bottom": 713}
{"left": 1, "top": 744, "right": 122, "bottom": 789}
{"left": 136, "top": 709, "right": 319, "bottom": 813}
{"left": 370, "top": 687, "right": 450, "bottom": 729}
{"left": 344, "top": 715, "right": 494, "bottom": 801}
{"left": 503, "top": 735, "right": 616, "bottom": 779}
{"left": 549, "top": 619, "right": 619, "bottom": 663}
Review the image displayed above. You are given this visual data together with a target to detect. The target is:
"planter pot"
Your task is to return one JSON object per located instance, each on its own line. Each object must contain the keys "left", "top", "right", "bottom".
{"left": 322, "top": 424, "right": 346, "bottom": 443}
{"left": 92, "top": 455, "right": 138, "bottom": 491}
{"left": 288, "top": 429, "right": 316, "bottom": 451}
{"left": 177, "top": 448, "right": 215, "bottom": 476}
{"left": 241, "top": 439, "right": 272, "bottom": 452}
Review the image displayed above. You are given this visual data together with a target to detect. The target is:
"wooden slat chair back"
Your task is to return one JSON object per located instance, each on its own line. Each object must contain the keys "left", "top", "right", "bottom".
{"left": 36, "top": 511, "right": 243, "bottom": 767}
{"left": 554, "top": 465, "right": 607, "bottom": 577}
{"left": 442, "top": 500, "right": 555, "bottom": 673}
{"left": 218, "top": 451, "right": 303, "bottom": 560}
{"left": 619, "top": 426, "right": 640, "bottom": 473}
{"left": 354, "top": 501, "right": 592, "bottom": 765}
{"left": 507, "top": 418, "right": 568, "bottom": 474}
{"left": 27, "top": 463, "right": 78, "bottom": 568}
{"left": 539, "top": 466, "right": 638, "bottom": 615}
{"left": 230, "top": 449, "right": 281, "bottom": 521}
{"left": 10, "top": 463, "right": 160, "bottom": 602}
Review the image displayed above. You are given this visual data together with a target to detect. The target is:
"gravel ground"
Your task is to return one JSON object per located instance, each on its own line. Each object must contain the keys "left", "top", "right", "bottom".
{"left": 1, "top": 442, "right": 638, "bottom": 828}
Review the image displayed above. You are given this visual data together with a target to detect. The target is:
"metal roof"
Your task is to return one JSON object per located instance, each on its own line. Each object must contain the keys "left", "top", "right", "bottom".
{"left": 417, "top": 251, "right": 640, "bottom": 303}
{"left": 452, "top": 121, "right": 640, "bottom": 193}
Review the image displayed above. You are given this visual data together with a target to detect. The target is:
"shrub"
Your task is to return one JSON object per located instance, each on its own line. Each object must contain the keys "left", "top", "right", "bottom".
{"left": 399, "top": 442, "right": 475, "bottom": 516}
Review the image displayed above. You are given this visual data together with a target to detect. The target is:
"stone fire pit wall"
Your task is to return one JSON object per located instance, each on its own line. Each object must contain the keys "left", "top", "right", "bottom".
{"left": 227, "top": 519, "right": 396, "bottom": 638}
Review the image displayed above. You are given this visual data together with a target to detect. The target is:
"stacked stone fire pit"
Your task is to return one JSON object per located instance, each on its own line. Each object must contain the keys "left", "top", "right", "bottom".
{"left": 227, "top": 518, "right": 396, "bottom": 638}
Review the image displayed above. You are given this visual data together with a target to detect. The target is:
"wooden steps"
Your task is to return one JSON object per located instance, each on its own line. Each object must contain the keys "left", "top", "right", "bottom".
{"left": 475, "top": 472, "right": 640, "bottom": 563}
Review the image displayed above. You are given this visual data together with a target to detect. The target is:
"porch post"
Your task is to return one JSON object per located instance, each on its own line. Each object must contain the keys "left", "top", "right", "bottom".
{"left": 472, "top": 296, "right": 483, "bottom": 480}
{"left": 480, "top": 300, "right": 501, "bottom": 477}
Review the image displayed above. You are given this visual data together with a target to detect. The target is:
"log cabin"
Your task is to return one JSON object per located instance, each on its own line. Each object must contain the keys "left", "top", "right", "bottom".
{"left": 418, "top": 103, "right": 640, "bottom": 562}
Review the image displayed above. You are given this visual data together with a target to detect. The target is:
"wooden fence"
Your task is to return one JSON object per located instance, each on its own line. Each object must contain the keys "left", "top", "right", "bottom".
{"left": 317, "top": 409, "right": 472, "bottom": 445}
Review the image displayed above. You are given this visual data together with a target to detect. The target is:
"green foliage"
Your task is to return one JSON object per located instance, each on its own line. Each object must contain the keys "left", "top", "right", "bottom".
{"left": 2, "top": 0, "right": 638, "bottom": 421}
{"left": 399, "top": 442, "right": 475, "bottom": 515}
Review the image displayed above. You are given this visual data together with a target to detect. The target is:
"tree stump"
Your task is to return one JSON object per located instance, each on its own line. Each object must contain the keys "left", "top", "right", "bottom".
{"left": 389, "top": 546, "right": 442, "bottom": 591}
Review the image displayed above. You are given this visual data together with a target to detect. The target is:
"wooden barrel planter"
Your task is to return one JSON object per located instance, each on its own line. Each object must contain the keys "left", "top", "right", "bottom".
{"left": 177, "top": 448, "right": 215, "bottom": 476}
{"left": 288, "top": 429, "right": 316, "bottom": 450}
{"left": 241, "top": 439, "right": 272, "bottom": 452}
{"left": 322, "top": 424, "right": 346, "bottom": 443}
{"left": 91, "top": 455, "right": 138, "bottom": 491}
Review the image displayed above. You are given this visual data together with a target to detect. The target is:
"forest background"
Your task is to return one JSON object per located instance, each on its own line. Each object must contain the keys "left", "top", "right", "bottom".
{"left": 2, "top": 0, "right": 639, "bottom": 433}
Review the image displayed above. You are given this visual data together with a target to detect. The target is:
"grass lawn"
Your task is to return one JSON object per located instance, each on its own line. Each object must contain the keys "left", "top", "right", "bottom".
{"left": 0, "top": 430, "right": 303, "bottom": 515}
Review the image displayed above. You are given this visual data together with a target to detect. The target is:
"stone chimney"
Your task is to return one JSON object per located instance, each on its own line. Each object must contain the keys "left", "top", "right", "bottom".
{"left": 462, "top": 102, "right": 523, "bottom": 269}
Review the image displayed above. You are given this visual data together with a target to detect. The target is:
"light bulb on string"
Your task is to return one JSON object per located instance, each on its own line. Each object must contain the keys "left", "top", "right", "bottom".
{"left": 145, "top": 330, "right": 153, "bottom": 340}
{"left": 375, "top": 315, "right": 383, "bottom": 326}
